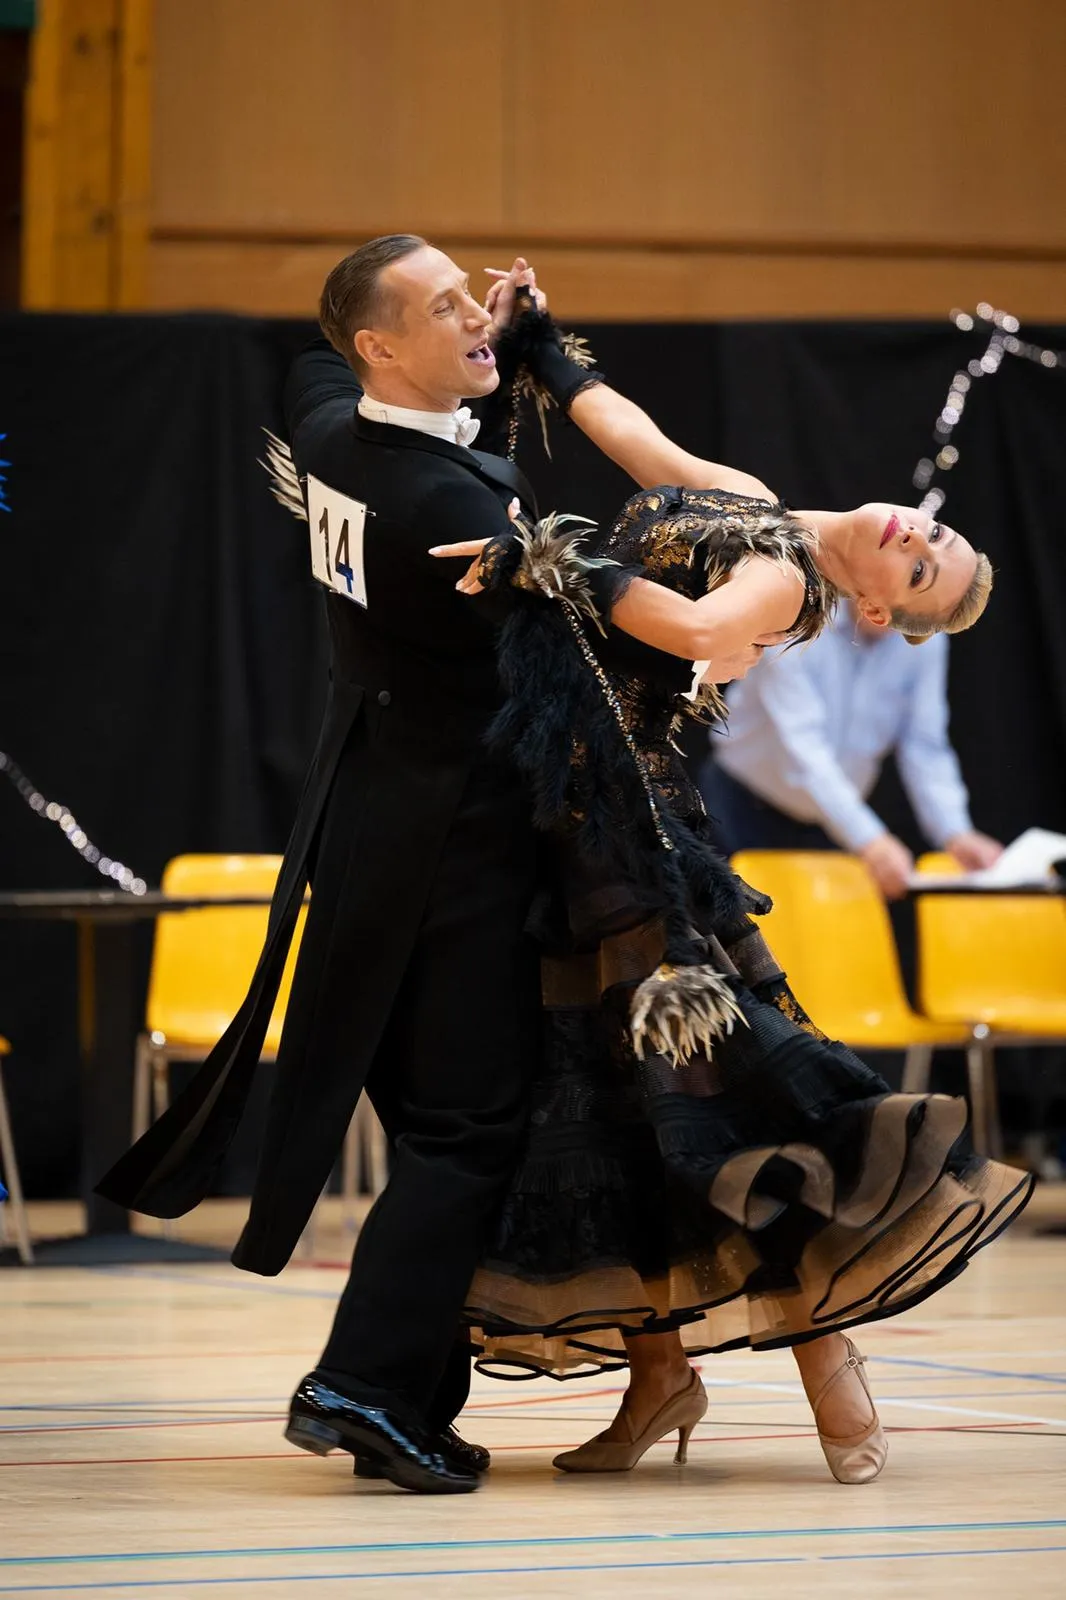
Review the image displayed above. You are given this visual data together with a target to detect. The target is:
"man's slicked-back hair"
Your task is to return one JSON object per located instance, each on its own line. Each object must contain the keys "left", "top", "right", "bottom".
{"left": 319, "top": 234, "right": 427, "bottom": 375}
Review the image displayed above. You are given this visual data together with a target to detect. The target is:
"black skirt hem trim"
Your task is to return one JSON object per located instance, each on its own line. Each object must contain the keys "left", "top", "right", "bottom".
{"left": 466, "top": 1171, "right": 1035, "bottom": 1382}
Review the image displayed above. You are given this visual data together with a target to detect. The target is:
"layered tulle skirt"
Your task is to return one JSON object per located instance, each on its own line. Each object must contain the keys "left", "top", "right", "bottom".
{"left": 464, "top": 915, "right": 1034, "bottom": 1379}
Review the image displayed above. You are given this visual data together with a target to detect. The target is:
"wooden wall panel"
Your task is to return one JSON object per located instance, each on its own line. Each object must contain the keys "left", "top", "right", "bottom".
{"left": 113, "top": 0, "right": 153, "bottom": 307}
{"left": 143, "top": 0, "right": 1066, "bottom": 318}
{"left": 21, "top": 0, "right": 153, "bottom": 310}
{"left": 22, "top": 0, "right": 120, "bottom": 308}
{"left": 507, "top": 0, "right": 1066, "bottom": 249}
{"left": 151, "top": 0, "right": 506, "bottom": 235}
{"left": 148, "top": 238, "right": 1066, "bottom": 323}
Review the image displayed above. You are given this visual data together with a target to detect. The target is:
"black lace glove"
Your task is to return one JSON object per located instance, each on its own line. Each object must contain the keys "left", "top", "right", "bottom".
{"left": 493, "top": 300, "right": 605, "bottom": 416}
{"left": 475, "top": 531, "right": 525, "bottom": 592}
{"left": 475, "top": 514, "right": 622, "bottom": 626}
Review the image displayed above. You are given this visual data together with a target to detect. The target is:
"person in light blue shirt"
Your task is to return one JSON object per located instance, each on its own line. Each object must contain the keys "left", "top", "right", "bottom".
{"left": 700, "top": 601, "right": 1002, "bottom": 898}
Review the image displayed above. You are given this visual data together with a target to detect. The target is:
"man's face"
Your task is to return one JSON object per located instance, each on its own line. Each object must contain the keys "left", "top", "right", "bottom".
{"left": 365, "top": 246, "right": 498, "bottom": 408}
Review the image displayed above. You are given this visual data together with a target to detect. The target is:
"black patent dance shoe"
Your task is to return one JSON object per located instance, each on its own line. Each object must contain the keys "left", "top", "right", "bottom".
{"left": 354, "top": 1425, "right": 490, "bottom": 1479}
{"left": 285, "top": 1376, "right": 479, "bottom": 1494}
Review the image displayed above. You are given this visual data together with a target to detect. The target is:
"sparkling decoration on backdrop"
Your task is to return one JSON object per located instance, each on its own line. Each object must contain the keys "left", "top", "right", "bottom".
{"left": 913, "top": 305, "right": 1065, "bottom": 516}
{"left": 0, "top": 751, "right": 147, "bottom": 895}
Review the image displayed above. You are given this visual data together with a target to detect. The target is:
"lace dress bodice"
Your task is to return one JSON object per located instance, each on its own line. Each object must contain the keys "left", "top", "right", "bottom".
{"left": 591, "top": 485, "right": 832, "bottom": 819}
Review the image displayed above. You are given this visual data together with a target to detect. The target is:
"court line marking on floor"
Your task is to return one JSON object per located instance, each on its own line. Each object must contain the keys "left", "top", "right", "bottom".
{"left": 4, "top": 1544, "right": 1066, "bottom": 1593}
{"left": 3, "top": 1517, "right": 1064, "bottom": 1569}
{"left": 673, "top": 1379, "right": 1066, "bottom": 1428}
{"left": 0, "top": 1417, "right": 286, "bottom": 1437}
{"left": 0, "top": 1352, "right": 311, "bottom": 1366}
{"left": 876, "top": 1353, "right": 1066, "bottom": 1385}
{"left": 94, "top": 1268, "right": 341, "bottom": 1302}
{"left": 5, "top": 1386, "right": 1064, "bottom": 1427}
{"left": 3, "top": 1419, "right": 1060, "bottom": 1469}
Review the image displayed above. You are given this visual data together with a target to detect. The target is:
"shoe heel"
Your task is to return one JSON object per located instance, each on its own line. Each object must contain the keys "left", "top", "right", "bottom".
{"left": 285, "top": 1417, "right": 344, "bottom": 1456}
{"left": 675, "top": 1423, "right": 695, "bottom": 1465}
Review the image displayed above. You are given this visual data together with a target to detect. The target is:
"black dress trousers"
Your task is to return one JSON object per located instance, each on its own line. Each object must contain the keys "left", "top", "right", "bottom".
{"left": 314, "top": 748, "right": 541, "bottom": 1424}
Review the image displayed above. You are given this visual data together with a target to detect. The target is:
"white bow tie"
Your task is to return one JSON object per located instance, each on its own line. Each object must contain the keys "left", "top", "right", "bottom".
{"left": 453, "top": 407, "right": 481, "bottom": 448}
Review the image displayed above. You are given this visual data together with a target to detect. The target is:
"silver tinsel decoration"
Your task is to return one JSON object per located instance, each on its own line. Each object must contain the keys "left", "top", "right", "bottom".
{"left": 0, "top": 751, "right": 147, "bottom": 895}
{"left": 913, "top": 305, "right": 1064, "bottom": 516}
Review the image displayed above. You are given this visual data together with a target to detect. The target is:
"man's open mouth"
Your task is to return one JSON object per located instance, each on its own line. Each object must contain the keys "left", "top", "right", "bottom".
{"left": 466, "top": 344, "right": 496, "bottom": 366}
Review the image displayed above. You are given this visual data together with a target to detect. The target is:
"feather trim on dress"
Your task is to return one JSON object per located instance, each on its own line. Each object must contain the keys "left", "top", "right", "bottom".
{"left": 259, "top": 429, "right": 307, "bottom": 522}
{"left": 504, "top": 513, "right": 618, "bottom": 633}
{"left": 631, "top": 963, "right": 748, "bottom": 1066}
{"left": 697, "top": 507, "right": 831, "bottom": 646}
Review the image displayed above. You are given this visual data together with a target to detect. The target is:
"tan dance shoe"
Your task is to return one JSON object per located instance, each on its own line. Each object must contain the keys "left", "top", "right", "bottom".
{"left": 811, "top": 1337, "right": 888, "bottom": 1485}
{"left": 552, "top": 1369, "right": 708, "bottom": 1473}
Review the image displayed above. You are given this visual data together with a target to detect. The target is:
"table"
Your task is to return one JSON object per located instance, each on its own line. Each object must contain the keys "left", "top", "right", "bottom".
{"left": 0, "top": 889, "right": 275, "bottom": 1266}
{"left": 907, "top": 880, "right": 1066, "bottom": 896}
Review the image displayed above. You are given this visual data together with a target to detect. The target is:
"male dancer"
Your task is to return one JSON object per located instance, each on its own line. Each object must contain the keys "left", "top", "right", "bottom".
{"left": 97, "top": 238, "right": 633, "bottom": 1492}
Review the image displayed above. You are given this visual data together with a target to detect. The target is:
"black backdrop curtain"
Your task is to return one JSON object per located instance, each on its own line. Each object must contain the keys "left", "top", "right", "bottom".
{"left": 1, "top": 313, "right": 1064, "bottom": 1194}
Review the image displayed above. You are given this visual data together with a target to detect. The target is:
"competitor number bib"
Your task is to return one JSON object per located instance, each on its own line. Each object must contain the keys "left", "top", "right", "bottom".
{"left": 306, "top": 474, "right": 369, "bottom": 608}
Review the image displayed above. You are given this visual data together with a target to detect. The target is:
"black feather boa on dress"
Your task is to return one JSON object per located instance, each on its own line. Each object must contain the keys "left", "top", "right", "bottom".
{"left": 488, "top": 590, "right": 770, "bottom": 967}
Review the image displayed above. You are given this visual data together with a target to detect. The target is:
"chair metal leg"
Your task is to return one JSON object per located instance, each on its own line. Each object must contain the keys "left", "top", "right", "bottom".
{"left": 151, "top": 1051, "right": 170, "bottom": 1121}
{"left": 132, "top": 1034, "right": 152, "bottom": 1141}
{"left": 366, "top": 1103, "right": 389, "bottom": 1197}
{"left": 902, "top": 1043, "right": 933, "bottom": 1094}
{"left": 149, "top": 1051, "right": 177, "bottom": 1239}
{"left": 0, "top": 1066, "right": 33, "bottom": 1264}
{"left": 298, "top": 1196, "right": 321, "bottom": 1259}
{"left": 349, "top": 1094, "right": 389, "bottom": 1200}
{"left": 341, "top": 1110, "right": 360, "bottom": 1210}
{"left": 966, "top": 1033, "right": 1003, "bottom": 1158}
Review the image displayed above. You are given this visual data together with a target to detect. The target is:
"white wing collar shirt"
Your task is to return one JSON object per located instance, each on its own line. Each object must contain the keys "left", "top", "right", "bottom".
{"left": 357, "top": 395, "right": 481, "bottom": 448}
{"left": 714, "top": 608, "right": 973, "bottom": 852}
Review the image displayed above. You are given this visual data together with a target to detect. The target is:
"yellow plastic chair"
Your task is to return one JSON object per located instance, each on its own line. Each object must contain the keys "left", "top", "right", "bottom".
{"left": 135, "top": 855, "right": 385, "bottom": 1243}
{"left": 133, "top": 854, "right": 298, "bottom": 1138}
{"left": 0, "top": 1035, "right": 33, "bottom": 1264}
{"left": 914, "top": 852, "right": 1066, "bottom": 1156}
{"left": 731, "top": 850, "right": 970, "bottom": 1088}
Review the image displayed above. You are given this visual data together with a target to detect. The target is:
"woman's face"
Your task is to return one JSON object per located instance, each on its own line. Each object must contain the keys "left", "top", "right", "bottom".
{"left": 845, "top": 503, "right": 978, "bottom": 629}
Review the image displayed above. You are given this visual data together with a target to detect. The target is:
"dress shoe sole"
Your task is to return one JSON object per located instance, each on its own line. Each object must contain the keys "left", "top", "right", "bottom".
{"left": 354, "top": 1455, "right": 487, "bottom": 1479}
{"left": 284, "top": 1417, "right": 478, "bottom": 1494}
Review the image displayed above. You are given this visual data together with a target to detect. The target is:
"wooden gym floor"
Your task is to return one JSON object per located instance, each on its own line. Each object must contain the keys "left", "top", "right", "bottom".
{"left": 2, "top": 1188, "right": 1065, "bottom": 1599}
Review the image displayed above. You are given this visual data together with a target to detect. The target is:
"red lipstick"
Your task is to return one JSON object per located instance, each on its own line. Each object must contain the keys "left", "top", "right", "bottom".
{"left": 879, "top": 513, "right": 900, "bottom": 548}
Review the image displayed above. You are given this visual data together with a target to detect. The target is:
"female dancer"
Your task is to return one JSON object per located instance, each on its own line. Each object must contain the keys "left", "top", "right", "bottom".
{"left": 433, "top": 312, "right": 1030, "bottom": 1485}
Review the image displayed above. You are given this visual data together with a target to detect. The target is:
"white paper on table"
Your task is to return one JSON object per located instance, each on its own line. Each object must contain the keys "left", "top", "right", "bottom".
{"left": 909, "top": 827, "right": 1066, "bottom": 889}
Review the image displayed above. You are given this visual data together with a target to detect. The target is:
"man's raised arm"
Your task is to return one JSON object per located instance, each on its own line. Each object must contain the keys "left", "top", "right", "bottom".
{"left": 284, "top": 339, "right": 363, "bottom": 439}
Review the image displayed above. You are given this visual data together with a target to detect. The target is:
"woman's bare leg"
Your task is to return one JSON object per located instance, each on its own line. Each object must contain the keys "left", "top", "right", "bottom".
{"left": 598, "top": 1328, "right": 696, "bottom": 1442}
{"left": 792, "top": 1332, "right": 877, "bottom": 1437}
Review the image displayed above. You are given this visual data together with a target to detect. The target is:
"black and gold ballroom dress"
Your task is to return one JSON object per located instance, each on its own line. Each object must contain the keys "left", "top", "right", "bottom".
{"left": 463, "top": 484, "right": 1033, "bottom": 1380}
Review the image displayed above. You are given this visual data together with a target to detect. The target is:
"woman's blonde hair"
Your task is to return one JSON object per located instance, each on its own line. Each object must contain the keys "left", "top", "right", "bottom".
{"left": 892, "top": 550, "right": 993, "bottom": 646}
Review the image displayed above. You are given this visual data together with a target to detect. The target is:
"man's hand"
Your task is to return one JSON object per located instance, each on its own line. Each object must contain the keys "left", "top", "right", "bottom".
{"left": 483, "top": 257, "right": 547, "bottom": 340}
{"left": 859, "top": 833, "right": 914, "bottom": 900}
{"left": 946, "top": 829, "right": 1003, "bottom": 872}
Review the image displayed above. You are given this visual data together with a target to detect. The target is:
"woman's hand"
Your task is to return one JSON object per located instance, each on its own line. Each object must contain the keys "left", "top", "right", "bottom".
{"left": 483, "top": 259, "right": 548, "bottom": 338}
{"left": 429, "top": 499, "right": 521, "bottom": 594}
{"left": 703, "top": 644, "right": 764, "bottom": 683}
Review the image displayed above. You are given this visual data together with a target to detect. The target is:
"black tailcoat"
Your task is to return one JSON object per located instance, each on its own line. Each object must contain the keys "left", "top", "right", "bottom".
{"left": 98, "top": 345, "right": 541, "bottom": 1289}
